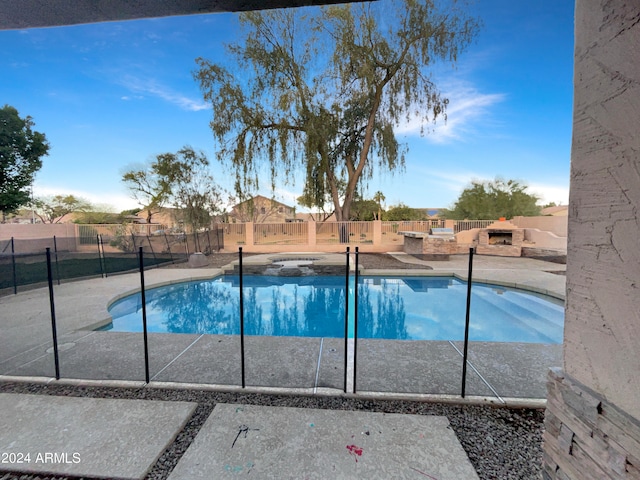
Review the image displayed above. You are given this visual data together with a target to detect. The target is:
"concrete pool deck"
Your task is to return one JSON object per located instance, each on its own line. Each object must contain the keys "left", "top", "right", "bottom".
{"left": 0, "top": 253, "right": 564, "bottom": 479}
{"left": 0, "top": 252, "right": 565, "bottom": 401}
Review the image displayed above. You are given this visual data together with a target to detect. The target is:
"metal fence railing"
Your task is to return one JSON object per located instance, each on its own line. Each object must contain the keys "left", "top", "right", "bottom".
{"left": 221, "top": 223, "right": 246, "bottom": 245}
{"left": 316, "top": 221, "right": 374, "bottom": 244}
{"left": 452, "top": 220, "right": 495, "bottom": 233}
{"left": 253, "top": 222, "right": 308, "bottom": 245}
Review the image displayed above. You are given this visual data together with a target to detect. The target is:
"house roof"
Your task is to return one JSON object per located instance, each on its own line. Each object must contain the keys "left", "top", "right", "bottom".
{"left": 231, "top": 195, "right": 293, "bottom": 210}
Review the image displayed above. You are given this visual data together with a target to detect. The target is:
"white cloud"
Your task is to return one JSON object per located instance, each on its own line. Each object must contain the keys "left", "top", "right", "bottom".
{"left": 396, "top": 81, "right": 505, "bottom": 144}
{"left": 528, "top": 183, "right": 570, "bottom": 206}
{"left": 119, "top": 75, "right": 208, "bottom": 111}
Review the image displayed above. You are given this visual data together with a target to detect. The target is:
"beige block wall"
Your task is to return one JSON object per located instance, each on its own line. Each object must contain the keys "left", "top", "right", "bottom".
{"left": 0, "top": 224, "right": 79, "bottom": 254}
{"left": 512, "top": 215, "right": 568, "bottom": 237}
{"left": 564, "top": 0, "right": 640, "bottom": 420}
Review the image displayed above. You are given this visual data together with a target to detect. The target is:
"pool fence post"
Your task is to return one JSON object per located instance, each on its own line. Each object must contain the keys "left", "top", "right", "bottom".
{"left": 53, "top": 235, "right": 61, "bottom": 284}
{"left": 353, "top": 246, "right": 360, "bottom": 393}
{"left": 131, "top": 233, "right": 138, "bottom": 263}
{"left": 206, "top": 229, "right": 212, "bottom": 255}
{"left": 461, "top": 247, "right": 475, "bottom": 398}
{"left": 138, "top": 247, "right": 151, "bottom": 384}
{"left": 99, "top": 234, "right": 108, "bottom": 278}
{"left": 343, "top": 246, "right": 350, "bottom": 393}
{"left": 11, "top": 237, "right": 17, "bottom": 294}
{"left": 163, "top": 232, "right": 174, "bottom": 264}
{"left": 46, "top": 248, "right": 61, "bottom": 380}
{"left": 146, "top": 235, "right": 159, "bottom": 268}
{"left": 97, "top": 234, "right": 105, "bottom": 278}
{"left": 239, "top": 247, "right": 246, "bottom": 388}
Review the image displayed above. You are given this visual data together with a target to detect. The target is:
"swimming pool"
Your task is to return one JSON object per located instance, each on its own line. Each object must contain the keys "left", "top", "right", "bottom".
{"left": 105, "top": 275, "right": 564, "bottom": 343}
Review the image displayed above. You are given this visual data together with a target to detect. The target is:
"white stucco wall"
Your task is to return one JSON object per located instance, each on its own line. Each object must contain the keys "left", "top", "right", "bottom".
{"left": 565, "top": 0, "right": 640, "bottom": 418}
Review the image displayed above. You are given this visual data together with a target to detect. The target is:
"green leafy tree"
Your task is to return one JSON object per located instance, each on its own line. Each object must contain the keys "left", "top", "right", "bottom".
{"left": 442, "top": 178, "right": 541, "bottom": 220}
{"left": 0, "top": 105, "right": 49, "bottom": 221}
{"left": 383, "top": 203, "right": 426, "bottom": 221}
{"left": 32, "top": 194, "right": 92, "bottom": 223}
{"left": 122, "top": 157, "right": 174, "bottom": 224}
{"left": 195, "top": 0, "right": 479, "bottom": 221}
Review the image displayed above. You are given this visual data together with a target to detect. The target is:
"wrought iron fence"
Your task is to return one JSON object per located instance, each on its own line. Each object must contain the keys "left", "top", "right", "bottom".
{"left": 316, "top": 221, "right": 373, "bottom": 244}
{"left": 253, "top": 222, "right": 308, "bottom": 245}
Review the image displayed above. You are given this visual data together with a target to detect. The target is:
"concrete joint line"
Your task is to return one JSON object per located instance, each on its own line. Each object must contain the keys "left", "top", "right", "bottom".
{"left": 0, "top": 330, "right": 97, "bottom": 368}
{"left": 3, "top": 331, "right": 98, "bottom": 376}
{"left": 448, "top": 340, "right": 506, "bottom": 404}
{"left": 313, "top": 337, "right": 324, "bottom": 394}
{"left": 150, "top": 334, "right": 205, "bottom": 381}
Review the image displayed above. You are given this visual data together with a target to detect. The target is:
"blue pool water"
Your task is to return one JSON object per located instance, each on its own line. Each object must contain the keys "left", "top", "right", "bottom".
{"left": 105, "top": 275, "right": 564, "bottom": 343}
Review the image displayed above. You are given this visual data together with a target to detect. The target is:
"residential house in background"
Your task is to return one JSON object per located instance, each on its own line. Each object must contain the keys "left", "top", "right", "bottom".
{"left": 229, "top": 195, "right": 295, "bottom": 223}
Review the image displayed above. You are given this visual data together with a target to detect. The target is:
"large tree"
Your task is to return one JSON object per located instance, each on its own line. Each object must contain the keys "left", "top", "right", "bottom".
{"left": 440, "top": 178, "right": 542, "bottom": 220}
{"left": 195, "top": 0, "right": 479, "bottom": 221}
{"left": 0, "top": 105, "right": 49, "bottom": 221}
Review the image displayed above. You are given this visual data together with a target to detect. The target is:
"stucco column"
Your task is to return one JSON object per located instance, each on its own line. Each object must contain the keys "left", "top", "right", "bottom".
{"left": 372, "top": 220, "right": 382, "bottom": 245}
{"left": 244, "top": 222, "right": 254, "bottom": 246}
{"left": 542, "top": 1, "right": 640, "bottom": 478}
{"left": 307, "top": 221, "right": 317, "bottom": 246}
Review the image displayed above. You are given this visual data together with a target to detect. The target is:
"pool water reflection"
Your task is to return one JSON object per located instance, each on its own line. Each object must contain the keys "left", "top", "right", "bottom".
{"left": 105, "top": 275, "right": 564, "bottom": 343}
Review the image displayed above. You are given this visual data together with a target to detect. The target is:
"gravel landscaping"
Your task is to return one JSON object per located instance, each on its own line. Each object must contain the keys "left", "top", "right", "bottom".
{"left": 0, "top": 381, "right": 544, "bottom": 480}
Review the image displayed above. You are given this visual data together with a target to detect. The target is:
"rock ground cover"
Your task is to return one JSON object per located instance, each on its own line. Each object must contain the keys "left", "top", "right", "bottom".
{"left": 0, "top": 382, "right": 544, "bottom": 480}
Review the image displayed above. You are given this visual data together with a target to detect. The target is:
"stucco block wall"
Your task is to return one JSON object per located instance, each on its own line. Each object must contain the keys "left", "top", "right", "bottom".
{"left": 564, "top": 0, "right": 640, "bottom": 419}
{"left": 512, "top": 215, "right": 568, "bottom": 237}
{"left": 544, "top": 1, "right": 640, "bottom": 478}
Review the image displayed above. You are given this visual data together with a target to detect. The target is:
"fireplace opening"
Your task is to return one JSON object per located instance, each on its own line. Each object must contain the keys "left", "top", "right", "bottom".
{"left": 488, "top": 231, "right": 513, "bottom": 245}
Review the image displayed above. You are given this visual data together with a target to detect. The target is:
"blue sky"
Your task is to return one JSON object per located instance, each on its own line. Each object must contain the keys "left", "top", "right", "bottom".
{"left": 1, "top": 0, "right": 574, "bottom": 213}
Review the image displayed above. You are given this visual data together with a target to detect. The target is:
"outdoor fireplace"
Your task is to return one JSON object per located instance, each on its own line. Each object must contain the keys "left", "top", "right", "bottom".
{"left": 488, "top": 231, "right": 513, "bottom": 245}
{"left": 477, "top": 221, "right": 524, "bottom": 256}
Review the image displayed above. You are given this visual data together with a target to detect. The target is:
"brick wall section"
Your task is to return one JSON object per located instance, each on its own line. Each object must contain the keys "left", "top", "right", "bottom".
{"left": 543, "top": 368, "right": 640, "bottom": 480}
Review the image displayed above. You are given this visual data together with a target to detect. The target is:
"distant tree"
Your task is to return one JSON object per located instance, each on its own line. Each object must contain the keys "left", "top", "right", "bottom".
{"left": 32, "top": 195, "right": 92, "bottom": 223}
{"left": 194, "top": 1, "right": 480, "bottom": 221}
{"left": 119, "top": 208, "right": 141, "bottom": 217}
{"left": 383, "top": 203, "right": 426, "bottom": 221}
{"left": 442, "top": 178, "right": 541, "bottom": 220}
{"left": 122, "top": 157, "right": 173, "bottom": 223}
{"left": 350, "top": 199, "right": 379, "bottom": 221}
{"left": 170, "top": 150, "right": 225, "bottom": 236}
{"left": 73, "top": 211, "right": 121, "bottom": 224}
{"left": 0, "top": 105, "right": 49, "bottom": 221}
{"left": 373, "top": 191, "right": 386, "bottom": 220}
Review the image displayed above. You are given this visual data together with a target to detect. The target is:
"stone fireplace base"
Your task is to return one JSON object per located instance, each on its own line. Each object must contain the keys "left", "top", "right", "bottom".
{"left": 542, "top": 368, "right": 640, "bottom": 479}
{"left": 476, "top": 224, "right": 525, "bottom": 257}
